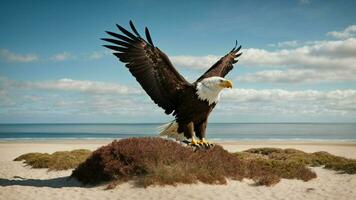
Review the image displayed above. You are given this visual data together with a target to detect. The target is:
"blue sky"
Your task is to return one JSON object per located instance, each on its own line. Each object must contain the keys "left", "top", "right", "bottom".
{"left": 0, "top": 0, "right": 356, "bottom": 123}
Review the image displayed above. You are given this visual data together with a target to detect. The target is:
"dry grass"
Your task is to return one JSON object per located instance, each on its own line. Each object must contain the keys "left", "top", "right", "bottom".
{"left": 71, "top": 138, "right": 246, "bottom": 188}
{"left": 242, "top": 147, "right": 356, "bottom": 174}
{"left": 71, "top": 138, "right": 316, "bottom": 188}
{"left": 14, "top": 149, "right": 92, "bottom": 170}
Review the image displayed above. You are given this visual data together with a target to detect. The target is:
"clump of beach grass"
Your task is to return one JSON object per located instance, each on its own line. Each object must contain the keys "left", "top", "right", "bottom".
{"left": 14, "top": 149, "right": 92, "bottom": 170}
{"left": 70, "top": 137, "right": 316, "bottom": 188}
{"left": 241, "top": 147, "right": 356, "bottom": 174}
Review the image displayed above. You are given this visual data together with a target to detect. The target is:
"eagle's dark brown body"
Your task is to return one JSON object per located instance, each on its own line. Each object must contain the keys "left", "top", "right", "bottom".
{"left": 174, "top": 85, "right": 216, "bottom": 139}
{"left": 102, "top": 21, "right": 241, "bottom": 143}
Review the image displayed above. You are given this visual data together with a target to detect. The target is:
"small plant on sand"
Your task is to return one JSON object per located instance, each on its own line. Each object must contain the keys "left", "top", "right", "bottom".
{"left": 14, "top": 149, "right": 92, "bottom": 170}
{"left": 242, "top": 148, "right": 356, "bottom": 174}
{"left": 70, "top": 137, "right": 316, "bottom": 188}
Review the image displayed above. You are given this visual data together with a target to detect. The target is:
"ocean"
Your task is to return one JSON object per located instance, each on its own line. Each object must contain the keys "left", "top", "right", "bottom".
{"left": 0, "top": 123, "right": 355, "bottom": 141}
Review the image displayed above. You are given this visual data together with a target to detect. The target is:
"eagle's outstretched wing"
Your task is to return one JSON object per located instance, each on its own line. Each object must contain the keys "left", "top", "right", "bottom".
{"left": 102, "top": 21, "right": 190, "bottom": 114}
{"left": 196, "top": 41, "right": 242, "bottom": 82}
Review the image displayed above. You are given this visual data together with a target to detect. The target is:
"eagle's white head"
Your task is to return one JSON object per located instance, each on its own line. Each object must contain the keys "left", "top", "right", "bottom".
{"left": 196, "top": 76, "right": 233, "bottom": 105}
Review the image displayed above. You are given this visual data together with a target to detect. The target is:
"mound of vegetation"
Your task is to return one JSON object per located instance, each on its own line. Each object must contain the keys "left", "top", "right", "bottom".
{"left": 14, "top": 149, "right": 92, "bottom": 170}
{"left": 241, "top": 147, "right": 356, "bottom": 174}
{"left": 70, "top": 138, "right": 316, "bottom": 188}
{"left": 14, "top": 138, "right": 356, "bottom": 188}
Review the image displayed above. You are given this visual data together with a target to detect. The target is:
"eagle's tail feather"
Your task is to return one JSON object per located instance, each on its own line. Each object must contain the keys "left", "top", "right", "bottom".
{"left": 158, "top": 121, "right": 186, "bottom": 141}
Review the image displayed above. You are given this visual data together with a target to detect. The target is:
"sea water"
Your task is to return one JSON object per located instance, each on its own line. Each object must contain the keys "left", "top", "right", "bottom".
{"left": 0, "top": 123, "right": 355, "bottom": 141}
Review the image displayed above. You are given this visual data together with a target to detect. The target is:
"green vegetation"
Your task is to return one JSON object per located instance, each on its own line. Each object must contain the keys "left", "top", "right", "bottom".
{"left": 14, "top": 149, "right": 92, "bottom": 170}
{"left": 241, "top": 147, "right": 356, "bottom": 174}
{"left": 14, "top": 138, "right": 356, "bottom": 189}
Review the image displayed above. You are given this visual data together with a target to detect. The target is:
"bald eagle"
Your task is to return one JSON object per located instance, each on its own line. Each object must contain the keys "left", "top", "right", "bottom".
{"left": 102, "top": 21, "right": 242, "bottom": 147}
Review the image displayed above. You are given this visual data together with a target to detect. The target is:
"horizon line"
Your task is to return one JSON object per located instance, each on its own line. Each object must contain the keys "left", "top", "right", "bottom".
{"left": 1, "top": 122, "right": 356, "bottom": 125}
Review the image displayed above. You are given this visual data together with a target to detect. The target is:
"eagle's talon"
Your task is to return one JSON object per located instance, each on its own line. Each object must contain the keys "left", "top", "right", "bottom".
{"left": 188, "top": 138, "right": 200, "bottom": 147}
{"left": 190, "top": 143, "right": 198, "bottom": 147}
{"left": 198, "top": 138, "right": 213, "bottom": 148}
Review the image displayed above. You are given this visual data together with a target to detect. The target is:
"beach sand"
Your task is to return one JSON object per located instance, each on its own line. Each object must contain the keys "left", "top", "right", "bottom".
{"left": 1, "top": 140, "right": 356, "bottom": 200}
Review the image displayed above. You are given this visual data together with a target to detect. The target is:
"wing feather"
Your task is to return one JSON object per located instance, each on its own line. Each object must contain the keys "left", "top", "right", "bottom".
{"left": 103, "top": 21, "right": 190, "bottom": 114}
{"left": 116, "top": 24, "right": 140, "bottom": 41}
{"left": 129, "top": 20, "right": 142, "bottom": 38}
{"left": 145, "top": 27, "right": 154, "bottom": 46}
{"left": 196, "top": 42, "right": 242, "bottom": 82}
{"left": 105, "top": 31, "right": 136, "bottom": 44}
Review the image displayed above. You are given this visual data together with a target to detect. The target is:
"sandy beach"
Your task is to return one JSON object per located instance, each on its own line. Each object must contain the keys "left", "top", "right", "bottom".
{"left": 1, "top": 140, "right": 356, "bottom": 200}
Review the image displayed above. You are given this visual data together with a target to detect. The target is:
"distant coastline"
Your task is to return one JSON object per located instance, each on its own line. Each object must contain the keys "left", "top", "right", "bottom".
{"left": 1, "top": 123, "right": 355, "bottom": 141}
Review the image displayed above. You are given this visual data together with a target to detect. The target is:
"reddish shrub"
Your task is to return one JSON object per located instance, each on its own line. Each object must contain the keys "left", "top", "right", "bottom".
{"left": 71, "top": 137, "right": 316, "bottom": 188}
{"left": 71, "top": 138, "right": 245, "bottom": 187}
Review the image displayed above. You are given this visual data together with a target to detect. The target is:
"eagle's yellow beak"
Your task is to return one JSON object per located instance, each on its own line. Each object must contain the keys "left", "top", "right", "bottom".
{"left": 220, "top": 80, "right": 233, "bottom": 88}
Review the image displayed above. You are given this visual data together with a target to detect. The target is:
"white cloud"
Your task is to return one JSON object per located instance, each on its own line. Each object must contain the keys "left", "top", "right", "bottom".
{"left": 0, "top": 49, "right": 76, "bottom": 63}
{"left": 49, "top": 52, "right": 73, "bottom": 61}
{"left": 169, "top": 35, "right": 356, "bottom": 83}
{"left": 0, "top": 49, "right": 112, "bottom": 63}
{"left": 327, "top": 25, "right": 356, "bottom": 39}
{"left": 89, "top": 52, "right": 103, "bottom": 60}
{"left": 0, "top": 77, "right": 150, "bottom": 118}
{"left": 222, "top": 88, "right": 356, "bottom": 103}
{"left": 218, "top": 88, "right": 356, "bottom": 116}
{"left": 237, "top": 69, "right": 356, "bottom": 83}
{"left": 236, "top": 37, "right": 356, "bottom": 83}
{"left": 170, "top": 55, "right": 220, "bottom": 69}
{"left": 88, "top": 50, "right": 110, "bottom": 60}
{"left": 0, "top": 48, "right": 39, "bottom": 63}
{"left": 241, "top": 38, "right": 356, "bottom": 69}
{"left": 1, "top": 76, "right": 355, "bottom": 122}
{"left": 268, "top": 40, "right": 299, "bottom": 48}
{"left": 299, "top": 0, "right": 311, "bottom": 5}
{"left": 19, "top": 78, "right": 142, "bottom": 95}
{"left": 169, "top": 38, "right": 356, "bottom": 72}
